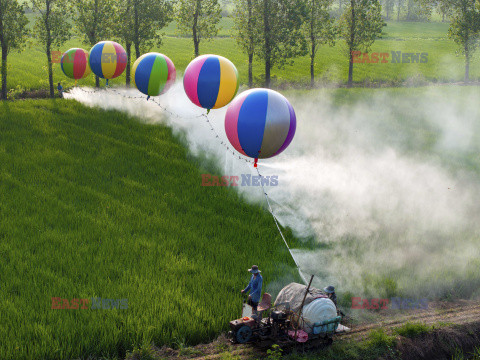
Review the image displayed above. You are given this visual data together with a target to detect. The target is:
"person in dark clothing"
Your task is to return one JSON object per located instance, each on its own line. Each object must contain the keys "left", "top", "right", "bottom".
{"left": 57, "top": 83, "right": 64, "bottom": 98}
{"left": 241, "top": 265, "right": 263, "bottom": 318}
{"left": 324, "top": 285, "right": 345, "bottom": 316}
{"left": 324, "top": 285, "right": 337, "bottom": 306}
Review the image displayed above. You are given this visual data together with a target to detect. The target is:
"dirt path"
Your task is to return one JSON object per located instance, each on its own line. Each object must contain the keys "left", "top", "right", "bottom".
{"left": 340, "top": 299, "right": 480, "bottom": 341}
{"left": 155, "top": 300, "right": 480, "bottom": 360}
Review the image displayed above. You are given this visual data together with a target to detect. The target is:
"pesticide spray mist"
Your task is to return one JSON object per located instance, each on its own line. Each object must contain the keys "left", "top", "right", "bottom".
{"left": 67, "top": 84, "right": 480, "bottom": 301}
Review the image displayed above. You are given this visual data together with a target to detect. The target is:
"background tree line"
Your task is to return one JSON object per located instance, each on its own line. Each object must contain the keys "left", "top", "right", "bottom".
{"left": 0, "top": 0, "right": 479, "bottom": 99}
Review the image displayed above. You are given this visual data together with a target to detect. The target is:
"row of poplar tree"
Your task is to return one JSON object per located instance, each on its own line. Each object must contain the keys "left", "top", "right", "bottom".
{"left": 0, "top": 0, "right": 479, "bottom": 99}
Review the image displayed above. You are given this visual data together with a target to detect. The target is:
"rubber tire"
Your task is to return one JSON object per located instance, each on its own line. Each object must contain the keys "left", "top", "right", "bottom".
{"left": 236, "top": 325, "right": 253, "bottom": 344}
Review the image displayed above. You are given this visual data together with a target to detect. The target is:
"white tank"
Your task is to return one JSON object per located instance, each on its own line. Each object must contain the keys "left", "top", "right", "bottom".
{"left": 301, "top": 297, "right": 337, "bottom": 333}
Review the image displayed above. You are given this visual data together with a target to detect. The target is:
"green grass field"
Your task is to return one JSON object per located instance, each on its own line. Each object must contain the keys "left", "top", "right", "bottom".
{"left": 0, "top": 99, "right": 302, "bottom": 360}
{"left": 3, "top": 19, "right": 480, "bottom": 95}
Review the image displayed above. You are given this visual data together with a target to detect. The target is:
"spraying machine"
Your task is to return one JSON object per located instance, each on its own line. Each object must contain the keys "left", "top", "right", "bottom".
{"left": 227, "top": 276, "right": 349, "bottom": 349}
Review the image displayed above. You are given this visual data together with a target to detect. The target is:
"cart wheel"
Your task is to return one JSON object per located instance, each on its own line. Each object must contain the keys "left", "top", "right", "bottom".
{"left": 236, "top": 325, "right": 253, "bottom": 344}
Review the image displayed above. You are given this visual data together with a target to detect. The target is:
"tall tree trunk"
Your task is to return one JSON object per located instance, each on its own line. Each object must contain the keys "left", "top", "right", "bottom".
{"left": 347, "top": 0, "right": 355, "bottom": 87}
{"left": 0, "top": 6, "right": 7, "bottom": 100}
{"left": 134, "top": 1, "right": 141, "bottom": 58}
{"left": 133, "top": 0, "right": 141, "bottom": 59}
{"left": 348, "top": 47, "right": 354, "bottom": 87}
{"left": 462, "top": 1, "right": 469, "bottom": 82}
{"left": 397, "top": 0, "right": 400, "bottom": 21}
{"left": 247, "top": 0, "right": 253, "bottom": 87}
{"left": 264, "top": 0, "right": 271, "bottom": 88}
{"left": 464, "top": 45, "right": 470, "bottom": 82}
{"left": 310, "top": 0, "right": 315, "bottom": 88}
{"left": 248, "top": 53, "right": 253, "bottom": 87}
{"left": 126, "top": 42, "right": 131, "bottom": 86}
{"left": 193, "top": 35, "right": 200, "bottom": 57}
{"left": 339, "top": 0, "right": 342, "bottom": 11}
{"left": 47, "top": 50, "right": 54, "bottom": 98}
{"left": 1, "top": 45, "right": 7, "bottom": 99}
{"left": 134, "top": 42, "right": 140, "bottom": 59}
{"left": 95, "top": 75, "right": 100, "bottom": 87}
{"left": 45, "top": 1, "right": 54, "bottom": 98}
{"left": 442, "top": 11, "right": 445, "bottom": 22}
{"left": 310, "top": 43, "right": 315, "bottom": 88}
{"left": 193, "top": 0, "right": 201, "bottom": 57}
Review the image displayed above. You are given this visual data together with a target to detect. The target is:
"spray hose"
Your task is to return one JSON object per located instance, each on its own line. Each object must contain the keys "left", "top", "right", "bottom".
{"left": 255, "top": 167, "right": 309, "bottom": 285}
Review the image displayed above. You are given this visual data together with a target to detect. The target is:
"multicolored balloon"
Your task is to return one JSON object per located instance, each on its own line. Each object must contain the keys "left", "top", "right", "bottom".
{"left": 183, "top": 54, "right": 239, "bottom": 111}
{"left": 225, "top": 89, "right": 296, "bottom": 167}
{"left": 60, "top": 48, "right": 91, "bottom": 80}
{"left": 132, "top": 53, "right": 176, "bottom": 98}
{"left": 89, "top": 41, "right": 127, "bottom": 81}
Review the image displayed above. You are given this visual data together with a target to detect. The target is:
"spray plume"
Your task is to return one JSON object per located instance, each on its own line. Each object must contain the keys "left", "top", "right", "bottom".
{"left": 67, "top": 84, "right": 480, "bottom": 300}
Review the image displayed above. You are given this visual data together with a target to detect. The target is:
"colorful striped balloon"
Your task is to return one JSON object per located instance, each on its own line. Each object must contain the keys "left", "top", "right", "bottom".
{"left": 60, "top": 48, "right": 91, "bottom": 80}
{"left": 183, "top": 54, "right": 239, "bottom": 110}
{"left": 132, "top": 53, "right": 176, "bottom": 97}
{"left": 89, "top": 41, "right": 127, "bottom": 80}
{"left": 225, "top": 89, "right": 296, "bottom": 165}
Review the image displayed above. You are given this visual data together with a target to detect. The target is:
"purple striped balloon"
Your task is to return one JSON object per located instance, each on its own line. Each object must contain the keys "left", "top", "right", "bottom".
{"left": 225, "top": 88, "right": 296, "bottom": 164}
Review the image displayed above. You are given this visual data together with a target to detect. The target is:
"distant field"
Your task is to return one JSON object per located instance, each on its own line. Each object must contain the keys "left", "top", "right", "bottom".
{"left": 3, "top": 20, "right": 479, "bottom": 94}
{"left": 0, "top": 99, "right": 302, "bottom": 359}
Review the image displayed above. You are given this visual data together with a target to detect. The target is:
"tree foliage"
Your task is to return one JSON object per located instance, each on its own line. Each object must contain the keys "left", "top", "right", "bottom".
{"left": 0, "top": 0, "right": 29, "bottom": 99}
{"left": 129, "top": 0, "right": 172, "bottom": 58}
{"left": 32, "top": 0, "right": 70, "bottom": 49}
{"left": 305, "top": 0, "right": 336, "bottom": 86}
{"left": 32, "top": 0, "right": 71, "bottom": 97}
{"left": 437, "top": 0, "right": 453, "bottom": 22}
{"left": 382, "top": 0, "right": 395, "bottom": 19}
{"left": 447, "top": 0, "right": 480, "bottom": 81}
{"left": 255, "top": 0, "right": 308, "bottom": 87}
{"left": 339, "top": 0, "right": 384, "bottom": 86}
{"left": 175, "top": 0, "right": 222, "bottom": 57}
{"left": 71, "top": 0, "right": 115, "bottom": 45}
{"left": 395, "top": 0, "right": 404, "bottom": 20}
{"left": 116, "top": 0, "right": 172, "bottom": 85}
{"left": 406, "top": 0, "right": 431, "bottom": 20}
{"left": 233, "top": 0, "right": 261, "bottom": 86}
{"left": 71, "top": 0, "right": 115, "bottom": 87}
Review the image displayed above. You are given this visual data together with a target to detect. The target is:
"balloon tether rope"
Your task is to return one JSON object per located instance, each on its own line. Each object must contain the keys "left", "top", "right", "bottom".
{"left": 255, "top": 166, "right": 308, "bottom": 285}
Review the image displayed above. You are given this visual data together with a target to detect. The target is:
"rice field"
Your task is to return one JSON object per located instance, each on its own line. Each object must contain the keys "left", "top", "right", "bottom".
{"left": 0, "top": 99, "right": 302, "bottom": 360}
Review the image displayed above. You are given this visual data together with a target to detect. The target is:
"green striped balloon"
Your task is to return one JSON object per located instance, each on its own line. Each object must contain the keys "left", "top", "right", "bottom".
{"left": 132, "top": 53, "right": 176, "bottom": 97}
{"left": 60, "top": 48, "right": 91, "bottom": 80}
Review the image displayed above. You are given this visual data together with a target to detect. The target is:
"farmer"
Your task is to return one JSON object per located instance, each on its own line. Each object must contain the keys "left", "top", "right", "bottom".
{"left": 324, "top": 285, "right": 337, "bottom": 306}
{"left": 57, "top": 83, "right": 63, "bottom": 98}
{"left": 241, "top": 265, "right": 263, "bottom": 319}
